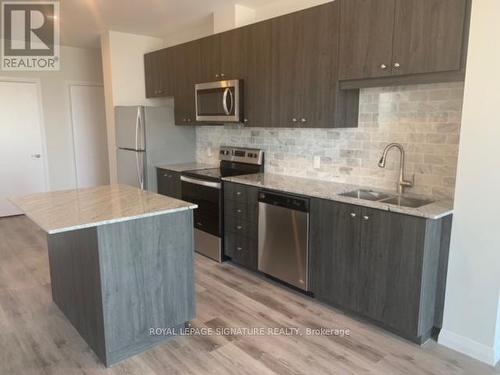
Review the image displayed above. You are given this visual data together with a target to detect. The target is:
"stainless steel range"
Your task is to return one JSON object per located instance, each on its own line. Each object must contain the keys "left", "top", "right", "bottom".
{"left": 181, "top": 147, "right": 264, "bottom": 262}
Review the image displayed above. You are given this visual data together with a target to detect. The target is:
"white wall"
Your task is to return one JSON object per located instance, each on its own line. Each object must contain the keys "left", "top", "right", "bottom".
{"left": 100, "top": 31, "right": 167, "bottom": 183}
{"left": 439, "top": 0, "right": 500, "bottom": 366}
{"left": 253, "top": 0, "right": 332, "bottom": 21}
{"left": 0, "top": 45, "right": 103, "bottom": 190}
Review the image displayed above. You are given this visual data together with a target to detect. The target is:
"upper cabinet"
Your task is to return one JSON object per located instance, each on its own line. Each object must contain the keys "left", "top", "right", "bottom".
{"left": 391, "top": 0, "right": 468, "bottom": 76}
{"left": 220, "top": 22, "right": 273, "bottom": 126}
{"left": 144, "top": 49, "right": 175, "bottom": 98}
{"left": 144, "top": 0, "right": 471, "bottom": 126}
{"left": 270, "top": 2, "right": 358, "bottom": 128}
{"left": 339, "top": 0, "right": 470, "bottom": 86}
{"left": 172, "top": 41, "right": 200, "bottom": 125}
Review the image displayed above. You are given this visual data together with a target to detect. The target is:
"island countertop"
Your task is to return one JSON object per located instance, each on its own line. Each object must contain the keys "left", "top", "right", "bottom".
{"left": 10, "top": 184, "right": 197, "bottom": 234}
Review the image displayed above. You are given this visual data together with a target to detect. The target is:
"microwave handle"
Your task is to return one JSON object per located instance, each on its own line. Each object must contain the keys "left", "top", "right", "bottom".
{"left": 222, "top": 88, "right": 233, "bottom": 115}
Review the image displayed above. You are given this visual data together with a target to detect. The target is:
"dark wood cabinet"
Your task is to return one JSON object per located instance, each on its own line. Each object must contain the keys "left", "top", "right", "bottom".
{"left": 338, "top": 0, "right": 395, "bottom": 81}
{"left": 220, "top": 22, "right": 273, "bottom": 126}
{"left": 156, "top": 168, "right": 182, "bottom": 199}
{"left": 270, "top": 2, "right": 358, "bottom": 128}
{"left": 339, "top": 0, "right": 470, "bottom": 87}
{"left": 223, "top": 182, "right": 258, "bottom": 270}
{"left": 172, "top": 42, "right": 200, "bottom": 125}
{"left": 310, "top": 198, "right": 451, "bottom": 343}
{"left": 144, "top": 49, "right": 175, "bottom": 98}
{"left": 310, "top": 201, "right": 362, "bottom": 312}
{"left": 391, "top": 0, "right": 468, "bottom": 76}
{"left": 198, "top": 35, "right": 221, "bottom": 83}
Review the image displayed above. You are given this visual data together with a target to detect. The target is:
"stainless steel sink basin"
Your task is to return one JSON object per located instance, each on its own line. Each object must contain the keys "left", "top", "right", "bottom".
{"left": 380, "top": 196, "right": 434, "bottom": 208}
{"left": 340, "top": 189, "right": 434, "bottom": 209}
{"left": 340, "top": 189, "right": 392, "bottom": 201}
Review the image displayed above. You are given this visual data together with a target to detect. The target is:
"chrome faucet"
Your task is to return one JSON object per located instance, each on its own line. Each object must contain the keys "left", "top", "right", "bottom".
{"left": 378, "top": 143, "right": 414, "bottom": 195}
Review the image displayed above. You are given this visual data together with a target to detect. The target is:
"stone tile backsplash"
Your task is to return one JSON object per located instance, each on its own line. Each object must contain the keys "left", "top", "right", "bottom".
{"left": 196, "top": 82, "right": 464, "bottom": 199}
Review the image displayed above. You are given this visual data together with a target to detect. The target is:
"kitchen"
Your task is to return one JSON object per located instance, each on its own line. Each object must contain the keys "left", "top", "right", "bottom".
{"left": 0, "top": 0, "right": 499, "bottom": 374}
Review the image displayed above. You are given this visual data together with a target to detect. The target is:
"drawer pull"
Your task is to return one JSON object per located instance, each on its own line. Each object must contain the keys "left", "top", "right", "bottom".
{"left": 236, "top": 225, "right": 243, "bottom": 230}
{"left": 236, "top": 192, "right": 242, "bottom": 196}
{"left": 236, "top": 247, "right": 243, "bottom": 251}
{"left": 363, "top": 216, "right": 370, "bottom": 221}
{"left": 237, "top": 209, "right": 243, "bottom": 213}
{"left": 350, "top": 213, "right": 357, "bottom": 218}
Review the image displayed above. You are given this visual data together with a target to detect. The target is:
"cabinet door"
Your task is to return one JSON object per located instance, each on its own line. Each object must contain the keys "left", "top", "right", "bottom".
{"left": 339, "top": 0, "right": 396, "bottom": 80}
{"left": 160, "top": 48, "right": 175, "bottom": 96}
{"left": 391, "top": 0, "right": 467, "bottom": 76}
{"left": 156, "top": 169, "right": 181, "bottom": 199}
{"left": 357, "top": 207, "right": 426, "bottom": 336}
{"left": 173, "top": 42, "right": 200, "bottom": 125}
{"left": 198, "top": 35, "right": 221, "bottom": 83}
{"left": 220, "top": 23, "right": 273, "bottom": 127}
{"left": 144, "top": 51, "right": 161, "bottom": 98}
{"left": 270, "top": 12, "right": 301, "bottom": 126}
{"left": 310, "top": 199, "right": 361, "bottom": 311}
{"left": 298, "top": 1, "right": 341, "bottom": 128}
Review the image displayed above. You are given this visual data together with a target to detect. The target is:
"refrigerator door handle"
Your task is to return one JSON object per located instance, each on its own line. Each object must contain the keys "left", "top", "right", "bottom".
{"left": 135, "top": 108, "right": 145, "bottom": 190}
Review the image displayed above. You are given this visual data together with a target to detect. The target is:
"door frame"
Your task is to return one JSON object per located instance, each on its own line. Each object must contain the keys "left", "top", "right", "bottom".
{"left": 66, "top": 80, "right": 105, "bottom": 189}
{"left": 0, "top": 76, "right": 49, "bottom": 192}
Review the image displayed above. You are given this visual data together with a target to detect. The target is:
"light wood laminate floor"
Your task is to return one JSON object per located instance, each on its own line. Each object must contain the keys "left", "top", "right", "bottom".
{"left": 0, "top": 215, "right": 498, "bottom": 375}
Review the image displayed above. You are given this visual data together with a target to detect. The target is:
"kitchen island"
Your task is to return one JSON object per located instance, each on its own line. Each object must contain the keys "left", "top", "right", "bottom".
{"left": 10, "top": 185, "right": 197, "bottom": 367}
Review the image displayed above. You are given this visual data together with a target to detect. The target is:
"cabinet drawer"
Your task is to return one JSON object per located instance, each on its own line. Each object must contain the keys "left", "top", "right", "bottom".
{"left": 224, "top": 215, "right": 257, "bottom": 239}
{"left": 224, "top": 182, "right": 258, "bottom": 205}
{"left": 224, "top": 199, "right": 257, "bottom": 222}
{"left": 224, "top": 232, "right": 258, "bottom": 270}
{"left": 157, "top": 168, "right": 181, "bottom": 199}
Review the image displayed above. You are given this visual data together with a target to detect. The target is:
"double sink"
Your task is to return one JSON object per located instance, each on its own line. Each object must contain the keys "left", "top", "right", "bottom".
{"left": 340, "top": 189, "right": 434, "bottom": 208}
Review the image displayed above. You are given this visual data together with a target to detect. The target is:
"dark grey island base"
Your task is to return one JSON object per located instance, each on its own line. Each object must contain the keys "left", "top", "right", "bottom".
{"left": 47, "top": 211, "right": 196, "bottom": 367}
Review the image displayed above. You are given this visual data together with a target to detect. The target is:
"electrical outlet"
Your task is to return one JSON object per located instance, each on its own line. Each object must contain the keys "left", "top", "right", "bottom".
{"left": 313, "top": 155, "right": 321, "bottom": 169}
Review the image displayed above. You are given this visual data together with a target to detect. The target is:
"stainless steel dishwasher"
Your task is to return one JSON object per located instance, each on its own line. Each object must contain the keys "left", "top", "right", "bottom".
{"left": 258, "top": 191, "right": 309, "bottom": 291}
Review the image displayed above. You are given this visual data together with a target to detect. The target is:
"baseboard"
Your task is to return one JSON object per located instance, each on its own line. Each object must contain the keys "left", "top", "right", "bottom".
{"left": 439, "top": 329, "right": 498, "bottom": 366}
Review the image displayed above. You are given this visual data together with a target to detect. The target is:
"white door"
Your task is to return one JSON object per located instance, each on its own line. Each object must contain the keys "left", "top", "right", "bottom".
{"left": 0, "top": 80, "right": 47, "bottom": 217}
{"left": 69, "top": 84, "right": 109, "bottom": 189}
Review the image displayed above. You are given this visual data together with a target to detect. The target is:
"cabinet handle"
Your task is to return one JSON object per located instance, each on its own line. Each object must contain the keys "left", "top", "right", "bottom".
{"left": 221, "top": 73, "right": 225, "bottom": 78}
{"left": 243, "top": 118, "right": 249, "bottom": 123}
{"left": 236, "top": 191, "right": 242, "bottom": 196}
{"left": 292, "top": 118, "right": 298, "bottom": 123}
{"left": 237, "top": 225, "right": 243, "bottom": 230}
{"left": 237, "top": 209, "right": 243, "bottom": 213}
{"left": 301, "top": 118, "right": 307, "bottom": 123}
{"left": 393, "top": 62, "right": 401, "bottom": 68}
{"left": 363, "top": 216, "right": 370, "bottom": 221}
{"left": 236, "top": 247, "right": 243, "bottom": 251}
{"left": 380, "top": 64, "right": 387, "bottom": 70}
{"left": 350, "top": 213, "right": 357, "bottom": 218}
{"left": 197, "top": 222, "right": 203, "bottom": 227}
{"left": 215, "top": 74, "right": 220, "bottom": 78}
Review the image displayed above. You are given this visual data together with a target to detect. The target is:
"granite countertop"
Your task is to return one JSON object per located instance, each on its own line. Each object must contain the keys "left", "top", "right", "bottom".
{"left": 223, "top": 173, "right": 453, "bottom": 220}
{"left": 156, "top": 162, "right": 218, "bottom": 172}
{"left": 10, "top": 184, "right": 198, "bottom": 234}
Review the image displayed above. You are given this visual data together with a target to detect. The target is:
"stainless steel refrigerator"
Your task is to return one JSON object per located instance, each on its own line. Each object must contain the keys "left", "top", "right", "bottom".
{"left": 115, "top": 106, "right": 196, "bottom": 191}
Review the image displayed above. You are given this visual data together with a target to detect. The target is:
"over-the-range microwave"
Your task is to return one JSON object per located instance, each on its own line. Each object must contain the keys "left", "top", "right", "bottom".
{"left": 195, "top": 79, "right": 242, "bottom": 123}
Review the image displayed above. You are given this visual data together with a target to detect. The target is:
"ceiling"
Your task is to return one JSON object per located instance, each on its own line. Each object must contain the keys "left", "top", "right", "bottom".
{"left": 59, "top": 0, "right": 273, "bottom": 48}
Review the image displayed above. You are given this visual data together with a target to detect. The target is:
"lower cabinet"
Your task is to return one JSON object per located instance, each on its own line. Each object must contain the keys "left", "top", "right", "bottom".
{"left": 310, "top": 198, "right": 450, "bottom": 343}
{"left": 223, "top": 182, "right": 258, "bottom": 270}
{"left": 156, "top": 168, "right": 181, "bottom": 199}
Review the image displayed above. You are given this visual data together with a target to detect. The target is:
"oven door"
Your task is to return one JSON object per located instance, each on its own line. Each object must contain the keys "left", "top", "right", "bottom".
{"left": 181, "top": 176, "right": 222, "bottom": 262}
{"left": 195, "top": 80, "right": 241, "bottom": 123}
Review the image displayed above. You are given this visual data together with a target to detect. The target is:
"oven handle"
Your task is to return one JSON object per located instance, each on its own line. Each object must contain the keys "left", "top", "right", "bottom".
{"left": 181, "top": 175, "right": 221, "bottom": 190}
